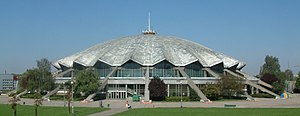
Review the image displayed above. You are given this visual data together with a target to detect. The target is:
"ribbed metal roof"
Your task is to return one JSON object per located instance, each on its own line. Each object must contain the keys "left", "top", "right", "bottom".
{"left": 53, "top": 35, "right": 245, "bottom": 69}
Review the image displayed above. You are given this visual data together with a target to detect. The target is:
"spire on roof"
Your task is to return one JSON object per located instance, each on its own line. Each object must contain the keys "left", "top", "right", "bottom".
{"left": 143, "top": 12, "right": 156, "bottom": 35}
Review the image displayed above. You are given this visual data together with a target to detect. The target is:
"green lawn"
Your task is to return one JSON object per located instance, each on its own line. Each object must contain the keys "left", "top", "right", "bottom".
{"left": 0, "top": 104, "right": 108, "bottom": 116}
{"left": 114, "top": 108, "right": 300, "bottom": 116}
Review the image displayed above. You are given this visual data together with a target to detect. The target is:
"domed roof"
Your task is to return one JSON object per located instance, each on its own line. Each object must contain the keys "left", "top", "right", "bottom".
{"left": 53, "top": 35, "right": 245, "bottom": 69}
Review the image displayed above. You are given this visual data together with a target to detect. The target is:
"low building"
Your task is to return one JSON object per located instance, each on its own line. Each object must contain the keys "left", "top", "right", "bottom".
{"left": 0, "top": 74, "right": 18, "bottom": 92}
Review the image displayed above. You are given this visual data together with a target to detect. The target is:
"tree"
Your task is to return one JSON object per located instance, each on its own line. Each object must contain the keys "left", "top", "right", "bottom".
{"left": 9, "top": 95, "right": 20, "bottom": 116}
{"left": 33, "top": 93, "right": 43, "bottom": 116}
{"left": 36, "top": 58, "right": 51, "bottom": 73}
{"left": 74, "top": 69, "right": 100, "bottom": 97}
{"left": 260, "top": 73, "right": 279, "bottom": 85}
{"left": 260, "top": 73, "right": 285, "bottom": 94}
{"left": 148, "top": 77, "right": 167, "bottom": 101}
{"left": 218, "top": 75, "right": 243, "bottom": 98}
{"left": 64, "top": 81, "right": 72, "bottom": 114}
{"left": 36, "top": 58, "right": 54, "bottom": 92}
{"left": 260, "top": 55, "right": 281, "bottom": 75}
{"left": 25, "top": 69, "right": 40, "bottom": 92}
{"left": 21, "top": 58, "right": 54, "bottom": 93}
{"left": 294, "top": 77, "right": 300, "bottom": 93}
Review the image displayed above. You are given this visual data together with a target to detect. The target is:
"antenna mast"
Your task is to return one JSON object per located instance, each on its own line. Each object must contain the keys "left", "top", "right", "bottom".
{"left": 143, "top": 12, "right": 156, "bottom": 35}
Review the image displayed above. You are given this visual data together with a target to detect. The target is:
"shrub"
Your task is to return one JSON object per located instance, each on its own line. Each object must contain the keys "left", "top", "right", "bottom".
{"left": 201, "top": 84, "right": 221, "bottom": 100}
{"left": 165, "top": 96, "right": 190, "bottom": 102}
{"left": 251, "top": 93, "right": 274, "bottom": 98}
{"left": 189, "top": 89, "right": 200, "bottom": 101}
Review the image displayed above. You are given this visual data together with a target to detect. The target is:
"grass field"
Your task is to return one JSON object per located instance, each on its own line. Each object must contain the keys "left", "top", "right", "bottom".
{"left": 114, "top": 108, "right": 300, "bottom": 116}
{"left": 0, "top": 104, "right": 108, "bottom": 116}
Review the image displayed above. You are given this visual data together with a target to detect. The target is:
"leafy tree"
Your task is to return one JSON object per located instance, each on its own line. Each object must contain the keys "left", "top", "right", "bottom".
{"left": 148, "top": 77, "right": 167, "bottom": 101}
{"left": 260, "top": 73, "right": 279, "bottom": 85}
{"left": 36, "top": 58, "right": 54, "bottom": 91}
{"left": 218, "top": 75, "right": 243, "bottom": 98}
{"left": 20, "top": 58, "right": 54, "bottom": 93}
{"left": 200, "top": 83, "right": 220, "bottom": 100}
{"left": 260, "top": 55, "right": 281, "bottom": 75}
{"left": 74, "top": 69, "right": 100, "bottom": 97}
{"left": 25, "top": 69, "right": 40, "bottom": 92}
{"left": 260, "top": 73, "right": 285, "bottom": 94}
{"left": 293, "top": 77, "right": 300, "bottom": 93}
{"left": 19, "top": 74, "right": 29, "bottom": 90}
{"left": 37, "top": 58, "right": 51, "bottom": 73}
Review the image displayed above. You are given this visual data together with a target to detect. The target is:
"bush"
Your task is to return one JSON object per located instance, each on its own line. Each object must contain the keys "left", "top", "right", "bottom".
{"left": 21, "top": 93, "right": 36, "bottom": 98}
{"left": 251, "top": 93, "right": 274, "bottom": 98}
{"left": 201, "top": 84, "right": 221, "bottom": 100}
{"left": 165, "top": 96, "right": 190, "bottom": 102}
{"left": 189, "top": 89, "right": 200, "bottom": 101}
{"left": 272, "top": 81, "right": 285, "bottom": 94}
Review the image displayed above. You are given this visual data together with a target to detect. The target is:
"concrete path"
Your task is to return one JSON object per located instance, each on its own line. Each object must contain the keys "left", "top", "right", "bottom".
{"left": 1, "top": 94, "right": 300, "bottom": 116}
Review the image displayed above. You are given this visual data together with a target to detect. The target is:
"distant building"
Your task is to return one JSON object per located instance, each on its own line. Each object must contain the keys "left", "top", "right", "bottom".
{"left": 0, "top": 74, "right": 18, "bottom": 92}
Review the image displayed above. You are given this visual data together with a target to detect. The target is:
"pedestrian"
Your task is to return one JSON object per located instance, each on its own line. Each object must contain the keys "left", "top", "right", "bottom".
{"left": 99, "top": 100, "right": 103, "bottom": 108}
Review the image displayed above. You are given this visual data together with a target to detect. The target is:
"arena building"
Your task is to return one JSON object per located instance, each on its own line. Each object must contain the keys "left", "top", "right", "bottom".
{"left": 52, "top": 17, "right": 278, "bottom": 102}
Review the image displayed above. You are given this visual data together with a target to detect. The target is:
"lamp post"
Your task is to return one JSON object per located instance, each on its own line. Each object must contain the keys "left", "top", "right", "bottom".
{"left": 71, "top": 81, "right": 74, "bottom": 115}
{"left": 180, "top": 80, "right": 183, "bottom": 108}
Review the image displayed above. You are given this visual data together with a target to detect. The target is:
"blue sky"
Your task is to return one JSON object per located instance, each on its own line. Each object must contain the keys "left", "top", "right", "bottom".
{"left": 0, "top": 0, "right": 299, "bottom": 75}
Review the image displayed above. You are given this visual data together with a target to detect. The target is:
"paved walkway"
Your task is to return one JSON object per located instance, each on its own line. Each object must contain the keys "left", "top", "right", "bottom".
{"left": 1, "top": 94, "right": 300, "bottom": 116}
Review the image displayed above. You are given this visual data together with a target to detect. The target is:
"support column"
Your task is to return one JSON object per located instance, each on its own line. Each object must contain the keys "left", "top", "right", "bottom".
{"left": 203, "top": 70, "right": 207, "bottom": 77}
{"left": 125, "top": 84, "right": 128, "bottom": 98}
{"left": 187, "top": 85, "right": 190, "bottom": 96}
{"left": 144, "top": 67, "right": 150, "bottom": 101}
{"left": 167, "top": 84, "right": 170, "bottom": 97}
{"left": 256, "top": 88, "right": 259, "bottom": 94}
{"left": 244, "top": 85, "right": 248, "bottom": 93}
{"left": 251, "top": 86, "right": 254, "bottom": 95}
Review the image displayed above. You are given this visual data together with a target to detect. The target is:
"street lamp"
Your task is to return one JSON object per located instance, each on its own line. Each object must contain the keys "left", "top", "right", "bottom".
{"left": 71, "top": 81, "right": 74, "bottom": 115}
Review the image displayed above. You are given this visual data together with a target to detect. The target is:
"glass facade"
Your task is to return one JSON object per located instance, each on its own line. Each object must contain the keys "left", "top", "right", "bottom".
{"left": 94, "top": 61, "right": 210, "bottom": 78}
{"left": 185, "top": 62, "right": 204, "bottom": 77}
{"left": 150, "top": 61, "right": 177, "bottom": 77}
{"left": 116, "top": 60, "right": 143, "bottom": 77}
{"left": 94, "top": 62, "right": 112, "bottom": 77}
